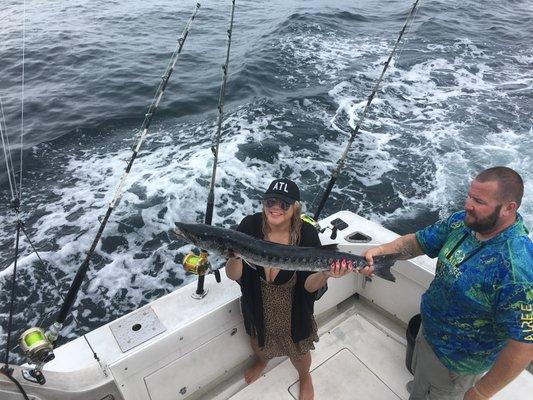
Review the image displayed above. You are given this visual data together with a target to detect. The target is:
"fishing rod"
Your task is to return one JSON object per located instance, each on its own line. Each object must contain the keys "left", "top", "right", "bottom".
{"left": 0, "top": 128, "right": 31, "bottom": 389}
{"left": 0, "top": 2, "right": 33, "bottom": 395}
{"left": 3, "top": 96, "right": 105, "bottom": 384}
{"left": 193, "top": 0, "right": 236, "bottom": 298}
{"left": 1, "top": 221, "right": 22, "bottom": 370}
{"left": 313, "top": 0, "right": 421, "bottom": 221}
{"left": 49, "top": 3, "right": 201, "bottom": 339}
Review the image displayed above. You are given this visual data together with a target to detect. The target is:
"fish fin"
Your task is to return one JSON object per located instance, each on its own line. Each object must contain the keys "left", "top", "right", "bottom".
{"left": 372, "top": 253, "right": 400, "bottom": 283}
{"left": 318, "top": 243, "right": 339, "bottom": 251}
{"left": 373, "top": 267, "right": 396, "bottom": 282}
{"left": 373, "top": 253, "right": 400, "bottom": 268}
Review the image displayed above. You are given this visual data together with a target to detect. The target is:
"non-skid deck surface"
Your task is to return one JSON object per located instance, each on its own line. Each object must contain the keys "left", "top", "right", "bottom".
{"left": 287, "top": 348, "right": 401, "bottom": 399}
{"left": 229, "top": 312, "right": 411, "bottom": 400}
{"left": 225, "top": 308, "right": 533, "bottom": 400}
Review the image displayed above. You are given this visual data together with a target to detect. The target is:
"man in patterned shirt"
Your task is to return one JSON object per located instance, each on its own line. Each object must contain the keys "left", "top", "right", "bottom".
{"left": 363, "top": 166, "right": 532, "bottom": 400}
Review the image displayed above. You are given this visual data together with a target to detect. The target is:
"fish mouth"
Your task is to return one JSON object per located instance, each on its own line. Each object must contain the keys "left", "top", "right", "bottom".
{"left": 172, "top": 225, "right": 184, "bottom": 238}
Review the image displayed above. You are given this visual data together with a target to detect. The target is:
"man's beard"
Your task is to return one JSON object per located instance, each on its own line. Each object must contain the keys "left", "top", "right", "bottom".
{"left": 465, "top": 204, "right": 502, "bottom": 233}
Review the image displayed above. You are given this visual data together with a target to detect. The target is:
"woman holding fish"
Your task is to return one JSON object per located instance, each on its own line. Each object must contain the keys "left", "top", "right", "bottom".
{"left": 225, "top": 178, "right": 351, "bottom": 400}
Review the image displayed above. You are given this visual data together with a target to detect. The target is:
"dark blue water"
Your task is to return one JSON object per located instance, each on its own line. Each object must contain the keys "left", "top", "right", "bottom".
{"left": 1, "top": 0, "right": 532, "bottom": 362}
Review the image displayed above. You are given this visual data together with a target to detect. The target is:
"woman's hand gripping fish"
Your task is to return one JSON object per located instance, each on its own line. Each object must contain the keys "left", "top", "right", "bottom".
{"left": 173, "top": 222, "right": 400, "bottom": 282}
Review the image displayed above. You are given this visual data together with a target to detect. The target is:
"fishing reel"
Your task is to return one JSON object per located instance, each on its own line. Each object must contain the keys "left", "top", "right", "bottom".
{"left": 301, "top": 214, "right": 338, "bottom": 240}
{"left": 183, "top": 249, "right": 222, "bottom": 288}
{"left": 182, "top": 250, "right": 210, "bottom": 275}
{"left": 18, "top": 323, "right": 61, "bottom": 385}
{"left": 19, "top": 327, "right": 55, "bottom": 365}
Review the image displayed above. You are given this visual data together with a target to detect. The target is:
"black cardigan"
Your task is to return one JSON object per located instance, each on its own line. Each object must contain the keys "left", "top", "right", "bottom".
{"left": 236, "top": 212, "right": 323, "bottom": 347}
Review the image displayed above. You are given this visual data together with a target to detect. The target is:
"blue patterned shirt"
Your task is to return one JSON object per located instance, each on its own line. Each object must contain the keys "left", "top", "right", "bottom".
{"left": 416, "top": 211, "right": 533, "bottom": 375}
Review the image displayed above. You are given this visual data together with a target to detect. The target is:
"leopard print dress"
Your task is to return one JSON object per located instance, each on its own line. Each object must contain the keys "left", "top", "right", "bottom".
{"left": 255, "top": 272, "right": 319, "bottom": 360}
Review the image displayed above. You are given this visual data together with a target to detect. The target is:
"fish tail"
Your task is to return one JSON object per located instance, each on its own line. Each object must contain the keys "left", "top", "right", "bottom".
{"left": 374, "top": 253, "right": 400, "bottom": 268}
{"left": 372, "top": 253, "right": 400, "bottom": 283}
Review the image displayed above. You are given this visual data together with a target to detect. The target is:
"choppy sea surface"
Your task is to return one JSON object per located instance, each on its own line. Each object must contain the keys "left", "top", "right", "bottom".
{"left": 0, "top": 0, "right": 531, "bottom": 361}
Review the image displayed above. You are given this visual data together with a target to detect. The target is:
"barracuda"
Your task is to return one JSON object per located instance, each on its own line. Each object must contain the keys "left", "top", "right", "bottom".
{"left": 174, "top": 222, "right": 401, "bottom": 282}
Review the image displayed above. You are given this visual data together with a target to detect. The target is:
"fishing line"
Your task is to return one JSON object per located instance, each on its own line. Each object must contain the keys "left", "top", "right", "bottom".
{"left": 339, "top": 191, "right": 350, "bottom": 213}
{"left": 51, "top": 2, "right": 202, "bottom": 339}
{"left": 19, "top": 0, "right": 26, "bottom": 197}
{"left": 313, "top": 0, "right": 422, "bottom": 221}
{"left": 0, "top": 97, "right": 19, "bottom": 201}
{"left": 2, "top": 145, "right": 98, "bottom": 393}
{"left": 396, "top": 0, "right": 423, "bottom": 62}
{"left": 1, "top": 223, "right": 66, "bottom": 321}
{"left": 0, "top": 3, "right": 29, "bottom": 395}
{"left": 19, "top": 224, "right": 77, "bottom": 319}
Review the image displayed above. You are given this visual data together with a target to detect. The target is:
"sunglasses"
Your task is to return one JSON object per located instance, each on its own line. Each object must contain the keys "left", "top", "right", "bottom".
{"left": 264, "top": 198, "right": 291, "bottom": 211}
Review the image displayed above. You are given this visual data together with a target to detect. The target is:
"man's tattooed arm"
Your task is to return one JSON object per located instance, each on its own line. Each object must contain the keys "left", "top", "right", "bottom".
{"left": 392, "top": 234, "right": 424, "bottom": 259}
{"left": 366, "top": 233, "right": 424, "bottom": 261}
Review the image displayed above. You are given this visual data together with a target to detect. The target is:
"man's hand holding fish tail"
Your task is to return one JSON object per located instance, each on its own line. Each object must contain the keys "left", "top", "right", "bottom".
{"left": 361, "top": 233, "right": 423, "bottom": 277}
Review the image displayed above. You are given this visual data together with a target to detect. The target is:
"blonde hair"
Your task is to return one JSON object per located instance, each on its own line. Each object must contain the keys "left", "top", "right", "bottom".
{"left": 262, "top": 201, "right": 302, "bottom": 245}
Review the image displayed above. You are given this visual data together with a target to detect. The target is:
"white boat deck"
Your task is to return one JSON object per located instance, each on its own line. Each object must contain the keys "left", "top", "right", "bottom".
{"left": 202, "top": 296, "right": 532, "bottom": 400}
{"left": 225, "top": 298, "right": 410, "bottom": 400}
{"left": 2, "top": 211, "right": 531, "bottom": 400}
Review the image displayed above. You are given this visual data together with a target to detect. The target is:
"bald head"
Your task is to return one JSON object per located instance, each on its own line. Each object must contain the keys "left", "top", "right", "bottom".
{"left": 475, "top": 166, "right": 524, "bottom": 208}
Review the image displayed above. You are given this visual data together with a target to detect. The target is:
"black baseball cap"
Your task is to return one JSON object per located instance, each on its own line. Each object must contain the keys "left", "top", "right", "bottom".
{"left": 263, "top": 178, "right": 300, "bottom": 204}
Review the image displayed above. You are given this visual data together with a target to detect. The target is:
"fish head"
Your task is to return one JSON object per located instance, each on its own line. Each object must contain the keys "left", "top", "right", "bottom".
{"left": 173, "top": 222, "right": 229, "bottom": 256}
{"left": 173, "top": 222, "right": 203, "bottom": 245}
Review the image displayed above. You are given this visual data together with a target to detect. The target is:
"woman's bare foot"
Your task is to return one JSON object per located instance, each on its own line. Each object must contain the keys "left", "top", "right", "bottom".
{"left": 299, "top": 373, "right": 314, "bottom": 400}
{"left": 244, "top": 359, "right": 268, "bottom": 384}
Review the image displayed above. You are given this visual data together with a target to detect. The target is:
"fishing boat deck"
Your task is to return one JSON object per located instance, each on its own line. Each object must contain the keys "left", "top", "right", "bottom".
{"left": 2, "top": 211, "right": 531, "bottom": 400}
{"left": 202, "top": 296, "right": 533, "bottom": 400}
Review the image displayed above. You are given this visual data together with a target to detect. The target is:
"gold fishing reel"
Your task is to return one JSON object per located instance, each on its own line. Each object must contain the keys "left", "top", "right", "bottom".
{"left": 182, "top": 250, "right": 210, "bottom": 275}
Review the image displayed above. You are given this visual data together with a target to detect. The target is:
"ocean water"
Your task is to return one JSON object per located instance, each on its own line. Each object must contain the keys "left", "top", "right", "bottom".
{"left": 0, "top": 0, "right": 531, "bottom": 362}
